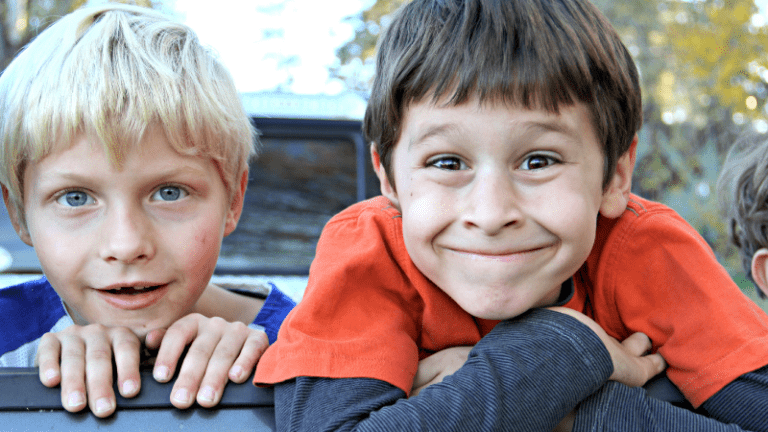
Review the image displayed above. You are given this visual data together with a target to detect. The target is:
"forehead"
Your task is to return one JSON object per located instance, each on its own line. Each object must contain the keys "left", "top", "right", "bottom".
{"left": 24, "top": 129, "right": 213, "bottom": 182}
{"left": 399, "top": 97, "right": 599, "bottom": 151}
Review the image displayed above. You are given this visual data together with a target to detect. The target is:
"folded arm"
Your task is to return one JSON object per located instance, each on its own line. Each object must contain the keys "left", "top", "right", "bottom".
{"left": 275, "top": 309, "right": 613, "bottom": 431}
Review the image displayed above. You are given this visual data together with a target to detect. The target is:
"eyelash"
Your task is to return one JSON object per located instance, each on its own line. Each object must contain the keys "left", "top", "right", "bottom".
{"left": 55, "top": 189, "right": 95, "bottom": 207}
{"left": 519, "top": 153, "right": 561, "bottom": 170}
{"left": 53, "top": 184, "right": 191, "bottom": 206}
{"left": 151, "top": 184, "right": 190, "bottom": 202}
{"left": 426, "top": 155, "right": 468, "bottom": 171}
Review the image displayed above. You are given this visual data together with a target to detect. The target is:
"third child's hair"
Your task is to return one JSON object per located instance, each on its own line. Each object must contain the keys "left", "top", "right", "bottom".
{"left": 718, "top": 130, "right": 768, "bottom": 287}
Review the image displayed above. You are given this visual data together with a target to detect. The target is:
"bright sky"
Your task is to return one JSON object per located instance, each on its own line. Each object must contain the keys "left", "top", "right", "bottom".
{"left": 166, "top": 0, "right": 371, "bottom": 95}
{"left": 162, "top": 0, "right": 768, "bottom": 96}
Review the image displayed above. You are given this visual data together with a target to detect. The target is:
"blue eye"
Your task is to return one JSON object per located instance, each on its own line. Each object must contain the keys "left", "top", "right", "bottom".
{"left": 152, "top": 186, "right": 187, "bottom": 201}
{"left": 519, "top": 154, "right": 559, "bottom": 170}
{"left": 428, "top": 156, "right": 468, "bottom": 171}
{"left": 57, "top": 191, "right": 94, "bottom": 207}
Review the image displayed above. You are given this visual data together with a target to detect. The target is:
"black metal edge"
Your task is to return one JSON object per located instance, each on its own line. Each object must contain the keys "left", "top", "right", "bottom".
{"left": 0, "top": 367, "right": 273, "bottom": 411}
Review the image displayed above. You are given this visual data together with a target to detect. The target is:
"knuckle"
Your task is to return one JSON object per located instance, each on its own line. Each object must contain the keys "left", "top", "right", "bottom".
{"left": 39, "top": 332, "right": 61, "bottom": 345}
{"left": 186, "top": 343, "right": 212, "bottom": 359}
{"left": 254, "top": 330, "right": 269, "bottom": 346}
{"left": 113, "top": 336, "right": 141, "bottom": 352}
{"left": 214, "top": 344, "right": 240, "bottom": 359}
{"left": 87, "top": 346, "right": 113, "bottom": 362}
{"left": 82, "top": 323, "right": 108, "bottom": 336}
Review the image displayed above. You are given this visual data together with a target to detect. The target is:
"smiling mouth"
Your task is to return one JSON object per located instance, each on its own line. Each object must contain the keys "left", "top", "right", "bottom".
{"left": 447, "top": 244, "right": 554, "bottom": 261}
{"left": 105, "top": 285, "right": 164, "bottom": 295}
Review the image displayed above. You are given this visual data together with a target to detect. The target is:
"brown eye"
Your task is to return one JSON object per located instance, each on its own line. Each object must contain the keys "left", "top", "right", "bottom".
{"left": 520, "top": 154, "right": 558, "bottom": 170}
{"left": 428, "top": 156, "right": 467, "bottom": 170}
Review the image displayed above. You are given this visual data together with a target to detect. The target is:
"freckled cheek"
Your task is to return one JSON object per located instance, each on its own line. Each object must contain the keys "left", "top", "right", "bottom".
{"left": 172, "top": 217, "right": 223, "bottom": 277}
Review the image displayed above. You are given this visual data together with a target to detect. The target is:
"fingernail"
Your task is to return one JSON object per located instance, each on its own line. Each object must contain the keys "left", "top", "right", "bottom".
{"left": 122, "top": 380, "right": 138, "bottom": 396}
{"left": 198, "top": 386, "right": 215, "bottom": 403}
{"left": 94, "top": 397, "right": 113, "bottom": 415}
{"left": 230, "top": 365, "right": 244, "bottom": 381}
{"left": 44, "top": 369, "right": 58, "bottom": 381}
{"left": 173, "top": 388, "right": 190, "bottom": 404}
{"left": 67, "top": 391, "right": 85, "bottom": 408}
{"left": 154, "top": 366, "right": 170, "bottom": 382}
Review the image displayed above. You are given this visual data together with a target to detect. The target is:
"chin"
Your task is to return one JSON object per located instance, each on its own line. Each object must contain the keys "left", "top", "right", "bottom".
{"left": 463, "top": 301, "right": 530, "bottom": 321}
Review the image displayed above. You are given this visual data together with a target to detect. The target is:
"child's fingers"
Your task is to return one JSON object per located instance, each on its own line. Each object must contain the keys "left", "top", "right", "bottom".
{"left": 81, "top": 326, "right": 118, "bottom": 418}
{"left": 193, "top": 323, "right": 252, "bottom": 407}
{"left": 110, "top": 327, "right": 142, "bottom": 399}
{"left": 144, "top": 328, "right": 166, "bottom": 350}
{"left": 411, "top": 346, "right": 471, "bottom": 396}
{"left": 637, "top": 351, "right": 667, "bottom": 383}
{"left": 56, "top": 331, "right": 88, "bottom": 413}
{"left": 167, "top": 320, "right": 223, "bottom": 409}
{"left": 152, "top": 314, "right": 201, "bottom": 384}
{"left": 620, "top": 332, "right": 666, "bottom": 383}
{"left": 620, "top": 332, "right": 653, "bottom": 356}
{"left": 36, "top": 333, "right": 63, "bottom": 388}
{"left": 610, "top": 336, "right": 667, "bottom": 387}
{"left": 228, "top": 330, "right": 269, "bottom": 383}
{"left": 617, "top": 351, "right": 666, "bottom": 388}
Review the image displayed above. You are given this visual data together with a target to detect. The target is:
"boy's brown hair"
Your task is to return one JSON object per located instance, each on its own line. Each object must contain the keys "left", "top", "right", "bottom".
{"left": 718, "top": 130, "right": 768, "bottom": 291}
{"left": 364, "top": 0, "right": 641, "bottom": 189}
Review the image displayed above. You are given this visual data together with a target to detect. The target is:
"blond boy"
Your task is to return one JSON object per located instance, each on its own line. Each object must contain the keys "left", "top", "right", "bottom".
{"left": 0, "top": 4, "right": 294, "bottom": 418}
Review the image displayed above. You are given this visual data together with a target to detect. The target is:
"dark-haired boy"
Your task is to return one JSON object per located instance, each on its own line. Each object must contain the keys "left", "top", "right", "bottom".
{"left": 257, "top": 0, "right": 768, "bottom": 430}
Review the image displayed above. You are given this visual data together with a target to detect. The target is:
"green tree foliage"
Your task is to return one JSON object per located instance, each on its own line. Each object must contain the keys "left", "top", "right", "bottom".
{"left": 335, "top": 0, "right": 768, "bottom": 285}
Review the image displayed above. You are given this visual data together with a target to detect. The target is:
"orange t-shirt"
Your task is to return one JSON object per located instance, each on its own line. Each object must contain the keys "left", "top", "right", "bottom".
{"left": 255, "top": 196, "right": 498, "bottom": 394}
{"left": 565, "top": 194, "right": 768, "bottom": 407}
{"left": 256, "top": 195, "right": 768, "bottom": 407}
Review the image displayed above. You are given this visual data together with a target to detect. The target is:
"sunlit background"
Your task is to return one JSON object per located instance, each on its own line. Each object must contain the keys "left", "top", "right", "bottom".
{"left": 3, "top": 0, "right": 768, "bottom": 306}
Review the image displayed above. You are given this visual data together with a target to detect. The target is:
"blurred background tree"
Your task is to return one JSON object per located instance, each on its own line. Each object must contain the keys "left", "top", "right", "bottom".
{"left": 334, "top": 0, "right": 768, "bottom": 299}
{"left": 0, "top": 0, "right": 157, "bottom": 70}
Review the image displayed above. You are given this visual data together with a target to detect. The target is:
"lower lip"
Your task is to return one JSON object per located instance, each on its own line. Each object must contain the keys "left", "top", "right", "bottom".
{"left": 96, "top": 284, "right": 169, "bottom": 311}
{"left": 448, "top": 246, "right": 552, "bottom": 262}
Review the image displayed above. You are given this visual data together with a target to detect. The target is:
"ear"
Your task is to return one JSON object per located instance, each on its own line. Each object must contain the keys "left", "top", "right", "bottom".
{"left": 371, "top": 143, "right": 400, "bottom": 208}
{"left": 223, "top": 169, "right": 248, "bottom": 237}
{"left": 599, "top": 135, "right": 638, "bottom": 219}
{"left": 751, "top": 248, "right": 768, "bottom": 298}
{"left": 2, "top": 185, "right": 32, "bottom": 246}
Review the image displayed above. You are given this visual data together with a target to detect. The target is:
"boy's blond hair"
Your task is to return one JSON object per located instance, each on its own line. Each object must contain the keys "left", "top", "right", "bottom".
{"left": 718, "top": 130, "right": 768, "bottom": 291}
{"left": 0, "top": 3, "right": 256, "bottom": 225}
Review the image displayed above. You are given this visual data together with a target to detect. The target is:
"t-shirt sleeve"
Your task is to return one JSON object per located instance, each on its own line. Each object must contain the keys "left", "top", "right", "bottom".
{"left": 254, "top": 206, "right": 425, "bottom": 393}
{"left": 590, "top": 208, "right": 768, "bottom": 407}
{"left": 251, "top": 284, "right": 296, "bottom": 344}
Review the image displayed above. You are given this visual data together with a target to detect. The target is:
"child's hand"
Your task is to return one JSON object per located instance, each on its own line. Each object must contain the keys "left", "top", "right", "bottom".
{"left": 411, "top": 346, "right": 472, "bottom": 396}
{"left": 145, "top": 313, "right": 269, "bottom": 409}
{"left": 36, "top": 324, "right": 142, "bottom": 418}
{"left": 548, "top": 307, "right": 666, "bottom": 387}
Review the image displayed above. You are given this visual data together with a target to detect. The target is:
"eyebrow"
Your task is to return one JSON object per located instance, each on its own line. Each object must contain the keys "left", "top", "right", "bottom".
{"left": 408, "top": 116, "right": 580, "bottom": 151}
{"left": 519, "top": 118, "right": 578, "bottom": 138}
{"left": 38, "top": 163, "right": 212, "bottom": 191}
{"left": 408, "top": 123, "right": 462, "bottom": 151}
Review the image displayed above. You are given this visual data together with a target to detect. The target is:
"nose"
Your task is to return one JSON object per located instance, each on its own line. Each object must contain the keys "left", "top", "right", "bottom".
{"left": 461, "top": 169, "right": 522, "bottom": 235}
{"left": 99, "top": 203, "right": 156, "bottom": 264}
